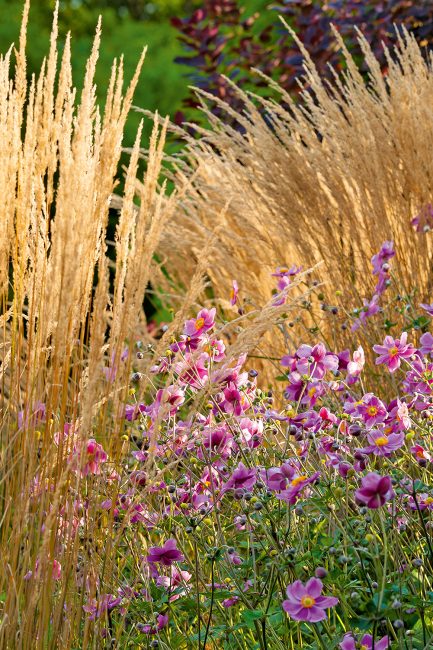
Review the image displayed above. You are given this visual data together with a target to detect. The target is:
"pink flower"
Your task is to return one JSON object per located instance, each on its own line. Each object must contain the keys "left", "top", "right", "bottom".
{"left": 236, "top": 417, "right": 263, "bottom": 448}
{"left": 412, "top": 204, "right": 433, "bottom": 232}
{"left": 261, "top": 462, "right": 296, "bottom": 491}
{"left": 339, "top": 632, "right": 389, "bottom": 650}
{"left": 78, "top": 439, "right": 107, "bottom": 477}
{"left": 138, "top": 613, "right": 169, "bottom": 635}
{"left": 411, "top": 444, "right": 431, "bottom": 463}
{"left": 51, "top": 559, "right": 61, "bottom": 580}
{"left": 387, "top": 399, "right": 411, "bottom": 431}
{"left": 355, "top": 472, "right": 395, "bottom": 509}
{"left": 371, "top": 241, "right": 394, "bottom": 275}
{"left": 147, "top": 539, "right": 184, "bottom": 566}
{"left": 363, "top": 429, "right": 405, "bottom": 456}
{"left": 351, "top": 295, "right": 381, "bottom": 332}
{"left": 282, "top": 578, "right": 338, "bottom": 622}
{"left": 219, "top": 382, "right": 250, "bottom": 416}
{"left": 184, "top": 308, "right": 216, "bottom": 337}
{"left": 420, "top": 302, "right": 433, "bottom": 316}
{"left": 276, "top": 472, "right": 320, "bottom": 505}
{"left": 156, "top": 567, "right": 191, "bottom": 601}
{"left": 295, "top": 343, "right": 339, "bottom": 379}
{"left": 221, "top": 462, "right": 257, "bottom": 493}
{"left": 230, "top": 280, "right": 239, "bottom": 306}
{"left": 373, "top": 332, "right": 415, "bottom": 372}
{"left": 420, "top": 331, "right": 433, "bottom": 356}
{"left": 150, "top": 385, "right": 185, "bottom": 419}
{"left": 347, "top": 346, "right": 365, "bottom": 377}
{"left": 408, "top": 492, "right": 433, "bottom": 510}
{"left": 356, "top": 393, "right": 387, "bottom": 428}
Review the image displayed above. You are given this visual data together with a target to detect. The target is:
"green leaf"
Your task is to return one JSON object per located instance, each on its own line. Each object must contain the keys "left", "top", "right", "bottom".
{"left": 242, "top": 609, "right": 264, "bottom": 626}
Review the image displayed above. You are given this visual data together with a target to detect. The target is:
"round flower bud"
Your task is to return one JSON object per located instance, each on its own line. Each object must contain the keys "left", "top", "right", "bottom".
{"left": 314, "top": 567, "right": 327, "bottom": 578}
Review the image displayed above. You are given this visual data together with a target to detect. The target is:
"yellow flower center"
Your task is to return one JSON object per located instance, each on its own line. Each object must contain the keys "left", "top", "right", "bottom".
{"left": 230, "top": 288, "right": 236, "bottom": 301}
{"left": 195, "top": 317, "right": 205, "bottom": 331}
{"left": 308, "top": 387, "right": 317, "bottom": 397}
{"left": 300, "top": 596, "right": 315, "bottom": 608}
{"left": 425, "top": 497, "right": 433, "bottom": 504}
{"left": 291, "top": 475, "right": 307, "bottom": 487}
{"left": 389, "top": 346, "right": 399, "bottom": 357}
{"left": 367, "top": 406, "right": 378, "bottom": 416}
{"left": 360, "top": 645, "right": 369, "bottom": 650}
{"left": 375, "top": 436, "right": 389, "bottom": 447}
{"left": 279, "top": 267, "right": 288, "bottom": 274}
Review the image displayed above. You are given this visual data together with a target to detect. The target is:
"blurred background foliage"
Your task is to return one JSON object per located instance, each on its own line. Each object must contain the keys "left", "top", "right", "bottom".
{"left": 2, "top": 1, "right": 433, "bottom": 142}
{"left": 0, "top": 0, "right": 199, "bottom": 145}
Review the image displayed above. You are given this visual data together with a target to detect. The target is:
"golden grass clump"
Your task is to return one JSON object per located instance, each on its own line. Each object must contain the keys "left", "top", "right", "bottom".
{"left": 164, "top": 25, "right": 433, "bottom": 353}
{"left": 0, "top": 2, "right": 185, "bottom": 646}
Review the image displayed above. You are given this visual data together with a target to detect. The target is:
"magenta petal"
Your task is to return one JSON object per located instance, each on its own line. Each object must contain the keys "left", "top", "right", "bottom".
{"left": 305, "top": 606, "right": 327, "bottom": 622}
{"left": 286, "top": 580, "right": 306, "bottom": 601}
{"left": 315, "top": 596, "right": 339, "bottom": 607}
{"left": 339, "top": 635, "right": 356, "bottom": 650}
{"left": 305, "top": 577, "right": 323, "bottom": 598}
{"left": 282, "top": 601, "right": 305, "bottom": 617}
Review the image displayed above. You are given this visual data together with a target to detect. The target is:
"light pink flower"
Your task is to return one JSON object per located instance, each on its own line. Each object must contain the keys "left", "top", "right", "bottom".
{"left": 282, "top": 578, "right": 338, "bottom": 622}
{"left": 373, "top": 332, "right": 415, "bottom": 372}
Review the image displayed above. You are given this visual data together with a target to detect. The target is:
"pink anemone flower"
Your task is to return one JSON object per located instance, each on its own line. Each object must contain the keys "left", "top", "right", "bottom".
{"left": 282, "top": 577, "right": 338, "bottom": 622}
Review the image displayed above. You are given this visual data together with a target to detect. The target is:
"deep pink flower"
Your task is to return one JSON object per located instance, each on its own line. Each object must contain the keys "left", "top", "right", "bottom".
{"left": 276, "top": 472, "right": 320, "bottom": 505}
{"left": 77, "top": 439, "right": 107, "bottom": 477}
{"left": 221, "top": 462, "right": 257, "bottom": 493}
{"left": 411, "top": 444, "right": 432, "bottom": 463}
{"left": 219, "top": 382, "right": 249, "bottom": 416}
{"left": 363, "top": 429, "right": 405, "bottom": 456}
{"left": 339, "top": 632, "right": 389, "bottom": 650}
{"left": 201, "top": 425, "right": 233, "bottom": 458}
{"left": 147, "top": 539, "right": 184, "bottom": 566}
{"left": 356, "top": 393, "right": 387, "bottom": 428}
{"left": 295, "top": 343, "right": 338, "bottom": 379}
{"left": 83, "top": 594, "right": 123, "bottom": 620}
{"left": 138, "top": 613, "right": 169, "bottom": 635}
{"left": 373, "top": 332, "right": 415, "bottom": 372}
{"left": 282, "top": 578, "right": 338, "bottom": 622}
{"left": 355, "top": 472, "right": 395, "bottom": 509}
{"left": 261, "top": 463, "right": 296, "bottom": 491}
{"left": 184, "top": 308, "right": 216, "bottom": 337}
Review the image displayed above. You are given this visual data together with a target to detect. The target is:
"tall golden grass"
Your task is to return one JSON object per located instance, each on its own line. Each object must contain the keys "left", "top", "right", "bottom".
{"left": 163, "top": 24, "right": 433, "bottom": 355}
{"left": 0, "top": 2, "right": 185, "bottom": 646}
